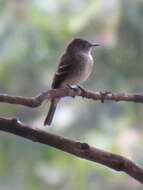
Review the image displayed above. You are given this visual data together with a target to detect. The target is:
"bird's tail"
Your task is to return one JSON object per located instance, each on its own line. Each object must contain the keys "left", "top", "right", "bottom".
{"left": 44, "top": 99, "right": 58, "bottom": 126}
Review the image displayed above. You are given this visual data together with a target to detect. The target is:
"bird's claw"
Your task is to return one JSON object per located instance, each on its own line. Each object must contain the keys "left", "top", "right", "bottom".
{"left": 65, "top": 85, "right": 79, "bottom": 98}
{"left": 65, "top": 85, "right": 86, "bottom": 97}
{"left": 66, "top": 84, "right": 78, "bottom": 91}
{"left": 76, "top": 85, "right": 86, "bottom": 98}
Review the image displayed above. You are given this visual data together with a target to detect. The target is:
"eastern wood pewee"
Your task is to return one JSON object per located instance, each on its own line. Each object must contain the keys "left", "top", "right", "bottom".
{"left": 44, "top": 38, "right": 99, "bottom": 125}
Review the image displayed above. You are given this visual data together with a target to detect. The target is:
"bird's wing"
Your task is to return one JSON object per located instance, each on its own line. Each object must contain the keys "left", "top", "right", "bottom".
{"left": 52, "top": 54, "right": 72, "bottom": 89}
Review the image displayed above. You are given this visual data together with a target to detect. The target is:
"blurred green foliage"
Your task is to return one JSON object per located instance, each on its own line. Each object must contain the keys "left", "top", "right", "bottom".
{"left": 0, "top": 0, "right": 143, "bottom": 189}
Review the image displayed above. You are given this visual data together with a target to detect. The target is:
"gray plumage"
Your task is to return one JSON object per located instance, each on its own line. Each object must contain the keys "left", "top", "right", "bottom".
{"left": 44, "top": 38, "right": 99, "bottom": 126}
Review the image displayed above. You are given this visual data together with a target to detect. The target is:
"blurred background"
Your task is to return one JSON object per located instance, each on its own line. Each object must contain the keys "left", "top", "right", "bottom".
{"left": 0, "top": 0, "right": 143, "bottom": 189}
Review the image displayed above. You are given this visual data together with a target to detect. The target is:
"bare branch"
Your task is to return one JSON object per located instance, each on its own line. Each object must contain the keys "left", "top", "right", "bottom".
{"left": 0, "top": 89, "right": 143, "bottom": 183}
{"left": 0, "top": 117, "right": 142, "bottom": 183}
{"left": 0, "top": 88, "right": 143, "bottom": 108}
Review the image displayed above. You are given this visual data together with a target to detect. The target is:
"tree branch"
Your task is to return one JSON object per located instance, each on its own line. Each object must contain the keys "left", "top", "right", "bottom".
{"left": 0, "top": 117, "right": 142, "bottom": 183}
{"left": 0, "top": 88, "right": 143, "bottom": 108}
{"left": 0, "top": 89, "right": 143, "bottom": 183}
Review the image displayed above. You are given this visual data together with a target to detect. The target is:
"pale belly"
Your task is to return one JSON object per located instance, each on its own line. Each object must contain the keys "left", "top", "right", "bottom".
{"left": 62, "top": 52, "right": 94, "bottom": 86}
{"left": 73, "top": 59, "right": 93, "bottom": 84}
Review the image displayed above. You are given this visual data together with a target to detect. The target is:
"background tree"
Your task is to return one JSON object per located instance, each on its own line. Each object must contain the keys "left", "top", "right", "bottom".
{"left": 0, "top": 0, "right": 143, "bottom": 189}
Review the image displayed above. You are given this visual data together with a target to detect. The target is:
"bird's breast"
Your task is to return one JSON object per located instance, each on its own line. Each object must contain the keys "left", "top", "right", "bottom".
{"left": 61, "top": 51, "right": 94, "bottom": 86}
{"left": 75, "top": 52, "right": 94, "bottom": 82}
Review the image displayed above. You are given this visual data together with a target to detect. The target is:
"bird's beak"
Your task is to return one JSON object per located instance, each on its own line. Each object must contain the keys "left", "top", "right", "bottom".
{"left": 91, "top": 43, "right": 100, "bottom": 47}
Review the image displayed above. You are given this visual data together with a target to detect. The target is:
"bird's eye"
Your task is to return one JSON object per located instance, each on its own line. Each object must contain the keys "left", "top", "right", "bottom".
{"left": 82, "top": 43, "right": 86, "bottom": 48}
{"left": 82, "top": 44, "right": 85, "bottom": 48}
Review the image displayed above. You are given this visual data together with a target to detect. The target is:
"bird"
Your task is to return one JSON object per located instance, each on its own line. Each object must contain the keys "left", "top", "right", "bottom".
{"left": 44, "top": 38, "right": 99, "bottom": 126}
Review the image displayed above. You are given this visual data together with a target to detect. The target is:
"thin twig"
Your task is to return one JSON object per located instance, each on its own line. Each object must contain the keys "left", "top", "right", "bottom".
{"left": 0, "top": 88, "right": 143, "bottom": 108}
{"left": 0, "top": 117, "right": 142, "bottom": 183}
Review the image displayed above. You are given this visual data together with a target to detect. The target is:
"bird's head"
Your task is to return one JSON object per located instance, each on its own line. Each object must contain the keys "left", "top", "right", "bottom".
{"left": 66, "top": 38, "right": 100, "bottom": 53}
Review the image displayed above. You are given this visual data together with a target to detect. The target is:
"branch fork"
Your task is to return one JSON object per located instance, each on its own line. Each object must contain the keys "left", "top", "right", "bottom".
{"left": 0, "top": 88, "right": 143, "bottom": 183}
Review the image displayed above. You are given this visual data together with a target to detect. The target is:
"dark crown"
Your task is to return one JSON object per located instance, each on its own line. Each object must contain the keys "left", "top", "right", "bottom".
{"left": 67, "top": 38, "right": 91, "bottom": 52}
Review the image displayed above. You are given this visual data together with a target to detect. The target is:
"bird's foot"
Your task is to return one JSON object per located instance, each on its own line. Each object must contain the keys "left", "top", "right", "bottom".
{"left": 66, "top": 84, "right": 80, "bottom": 92}
{"left": 76, "top": 85, "right": 87, "bottom": 98}
{"left": 100, "top": 91, "right": 111, "bottom": 103}
{"left": 65, "top": 84, "right": 79, "bottom": 97}
{"left": 65, "top": 85, "right": 86, "bottom": 97}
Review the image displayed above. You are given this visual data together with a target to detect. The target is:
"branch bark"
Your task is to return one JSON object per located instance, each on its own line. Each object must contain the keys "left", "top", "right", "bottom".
{"left": 0, "top": 87, "right": 143, "bottom": 108}
{"left": 0, "top": 88, "right": 143, "bottom": 183}
{"left": 0, "top": 117, "right": 143, "bottom": 183}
